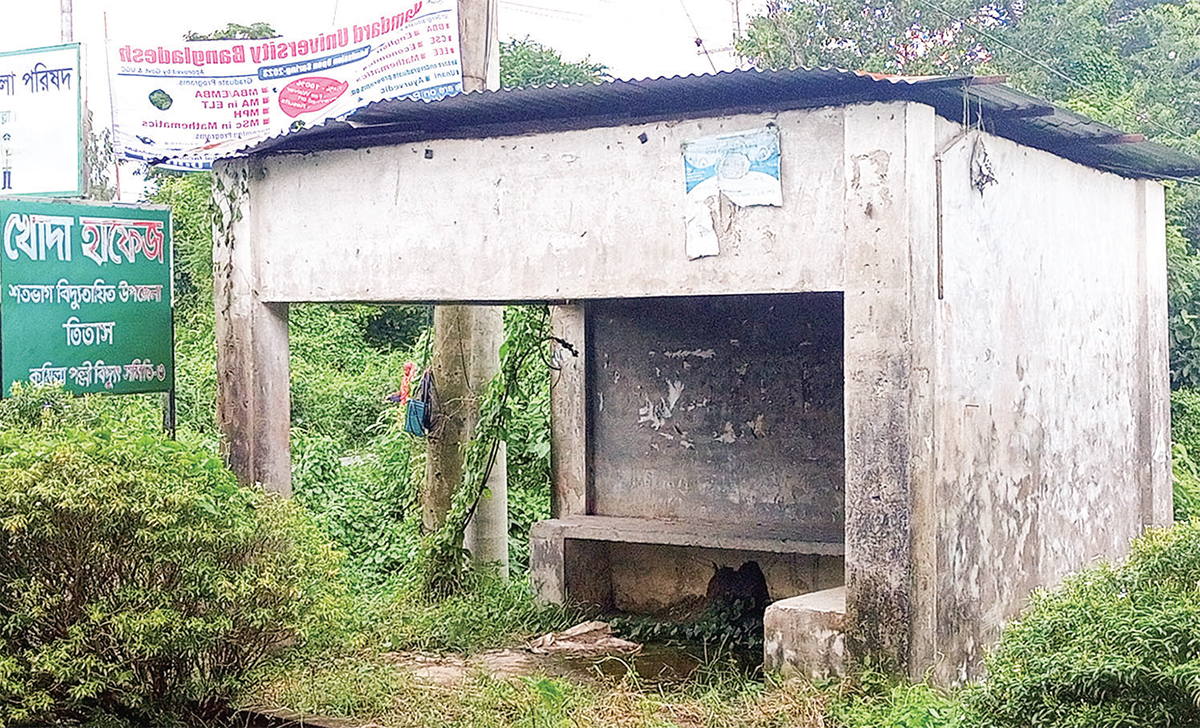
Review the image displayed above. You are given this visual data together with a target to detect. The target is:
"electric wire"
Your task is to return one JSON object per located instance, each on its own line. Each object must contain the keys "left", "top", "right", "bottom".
{"left": 677, "top": 0, "right": 720, "bottom": 72}
{"left": 498, "top": 1, "right": 588, "bottom": 22}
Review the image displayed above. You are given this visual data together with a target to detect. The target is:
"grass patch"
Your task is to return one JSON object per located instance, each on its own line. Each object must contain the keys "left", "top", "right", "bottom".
{"left": 355, "top": 572, "right": 581, "bottom": 654}
{"left": 246, "top": 657, "right": 838, "bottom": 728}
{"left": 830, "top": 670, "right": 972, "bottom": 728}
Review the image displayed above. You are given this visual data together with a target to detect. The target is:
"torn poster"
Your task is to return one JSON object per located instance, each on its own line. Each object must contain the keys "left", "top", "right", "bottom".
{"left": 682, "top": 126, "right": 782, "bottom": 259}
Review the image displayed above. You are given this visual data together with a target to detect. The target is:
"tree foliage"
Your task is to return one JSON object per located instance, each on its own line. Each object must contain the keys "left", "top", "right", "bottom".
{"left": 499, "top": 37, "right": 608, "bottom": 88}
{"left": 735, "top": 0, "right": 1001, "bottom": 74}
{"left": 184, "top": 22, "right": 277, "bottom": 41}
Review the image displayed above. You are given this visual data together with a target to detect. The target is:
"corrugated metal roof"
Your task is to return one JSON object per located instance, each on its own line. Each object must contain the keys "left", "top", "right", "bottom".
{"left": 234, "top": 67, "right": 1200, "bottom": 179}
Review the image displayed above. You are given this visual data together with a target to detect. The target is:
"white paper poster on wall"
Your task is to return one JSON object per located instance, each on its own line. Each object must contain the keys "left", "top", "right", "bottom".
{"left": 0, "top": 43, "right": 82, "bottom": 196}
{"left": 682, "top": 126, "right": 782, "bottom": 260}
{"left": 108, "top": 0, "right": 462, "bottom": 171}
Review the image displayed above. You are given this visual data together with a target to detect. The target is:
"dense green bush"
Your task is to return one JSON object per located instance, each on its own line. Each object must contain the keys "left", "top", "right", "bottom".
{"left": 0, "top": 385, "right": 345, "bottom": 726}
{"left": 1168, "top": 226, "right": 1200, "bottom": 390}
{"left": 967, "top": 521, "right": 1200, "bottom": 727}
{"left": 293, "top": 427, "right": 422, "bottom": 583}
{"left": 1173, "top": 443, "right": 1200, "bottom": 522}
{"left": 287, "top": 303, "right": 412, "bottom": 450}
{"left": 1170, "top": 388, "right": 1200, "bottom": 521}
{"left": 830, "top": 669, "right": 970, "bottom": 728}
{"left": 1172, "top": 387, "right": 1200, "bottom": 456}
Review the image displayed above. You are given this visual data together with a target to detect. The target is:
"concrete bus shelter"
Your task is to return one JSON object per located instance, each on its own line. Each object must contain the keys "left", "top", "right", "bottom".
{"left": 212, "top": 68, "right": 1200, "bottom": 683}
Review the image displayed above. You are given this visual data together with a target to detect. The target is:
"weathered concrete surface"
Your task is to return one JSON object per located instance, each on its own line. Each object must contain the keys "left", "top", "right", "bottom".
{"left": 549, "top": 304, "right": 587, "bottom": 517}
{"left": 530, "top": 516, "right": 843, "bottom": 612}
{"left": 588, "top": 293, "right": 843, "bottom": 533}
{"left": 927, "top": 121, "right": 1171, "bottom": 683}
{"left": 764, "top": 586, "right": 846, "bottom": 678}
{"left": 841, "top": 103, "right": 935, "bottom": 676}
{"left": 608, "top": 543, "right": 843, "bottom": 614}
{"left": 212, "top": 158, "right": 292, "bottom": 495}
{"left": 244, "top": 107, "right": 847, "bottom": 303}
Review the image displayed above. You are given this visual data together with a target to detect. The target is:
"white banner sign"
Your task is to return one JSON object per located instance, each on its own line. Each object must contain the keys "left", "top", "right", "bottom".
{"left": 0, "top": 44, "right": 82, "bottom": 196}
{"left": 108, "top": 0, "right": 461, "bottom": 170}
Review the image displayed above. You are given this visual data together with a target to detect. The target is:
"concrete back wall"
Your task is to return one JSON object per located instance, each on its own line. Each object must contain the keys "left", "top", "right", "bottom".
{"left": 926, "top": 121, "right": 1171, "bottom": 682}
{"left": 587, "top": 293, "right": 844, "bottom": 536}
{"left": 240, "top": 107, "right": 847, "bottom": 302}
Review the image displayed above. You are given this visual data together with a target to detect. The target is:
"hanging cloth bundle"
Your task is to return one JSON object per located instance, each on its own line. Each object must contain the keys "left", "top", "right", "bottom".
{"left": 404, "top": 368, "right": 436, "bottom": 437}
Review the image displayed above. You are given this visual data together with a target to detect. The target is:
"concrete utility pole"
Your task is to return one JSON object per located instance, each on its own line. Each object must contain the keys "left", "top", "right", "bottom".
{"left": 60, "top": 0, "right": 73, "bottom": 42}
{"left": 423, "top": 0, "right": 507, "bottom": 577}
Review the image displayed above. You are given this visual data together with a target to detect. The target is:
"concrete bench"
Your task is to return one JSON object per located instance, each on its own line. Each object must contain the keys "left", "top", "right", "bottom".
{"left": 530, "top": 515, "right": 845, "bottom": 611}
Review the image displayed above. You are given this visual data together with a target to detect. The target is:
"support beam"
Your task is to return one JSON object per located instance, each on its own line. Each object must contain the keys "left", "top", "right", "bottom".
{"left": 841, "top": 103, "right": 923, "bottom": 675}
{"left": 549, "top": 304, "right": 588, "bottom": 517}
{"left": 1136, "top": 179, "right": 1172, "bottom": 529}
{"left": 213, "top": 158, "right": 292, "bottom": 495}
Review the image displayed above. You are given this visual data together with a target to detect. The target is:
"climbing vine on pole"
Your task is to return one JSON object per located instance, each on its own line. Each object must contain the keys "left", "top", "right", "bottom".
{"left": 413, "top": 306, "right": 553, "bottom": 597}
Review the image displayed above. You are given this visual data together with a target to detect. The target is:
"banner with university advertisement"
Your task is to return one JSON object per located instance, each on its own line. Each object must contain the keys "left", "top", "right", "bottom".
{"left": 0, "top": 44, "right": 83, "bottom": 196}
{"left": 0, "top": 198, "right": 173, "bottom": 396}
{"left": 108, "top": 0, "right": 461, "bottom": 171}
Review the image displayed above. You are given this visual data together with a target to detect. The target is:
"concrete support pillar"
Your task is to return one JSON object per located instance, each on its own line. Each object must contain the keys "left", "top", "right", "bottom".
{"left": 1136, "top": 179, "right": 1172, "bottom": 529}
{"left": 549, "top": 304, "right": 587, "bottom": 517}
{"left": 903, "top": 105, "right": 939, "bottom": 679}
{"left": 213, "top": 158, "right": 292, "bottom": 495}
{"left": 841, "top": 103, "right": 934, "bottom": 675}
{"left": 458, "top": 0, "right": 499, "bottom": 92}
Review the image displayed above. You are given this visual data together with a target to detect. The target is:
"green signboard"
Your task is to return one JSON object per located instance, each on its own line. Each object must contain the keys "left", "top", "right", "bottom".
{"left": 0, "top": 198, "right": 172, "bottom": 396}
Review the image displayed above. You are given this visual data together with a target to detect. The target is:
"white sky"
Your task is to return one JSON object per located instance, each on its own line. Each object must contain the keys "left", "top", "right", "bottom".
{"left": 0, "top": 0, "right": 768, "bottom": 198}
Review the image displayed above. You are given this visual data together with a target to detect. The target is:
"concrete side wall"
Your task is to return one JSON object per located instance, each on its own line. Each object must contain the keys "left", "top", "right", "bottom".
{"left": 929, "top": 121, "right": 1171, "bottom": 683}
{"left": 244, "top": 108, "right": 847, "bottom": 302}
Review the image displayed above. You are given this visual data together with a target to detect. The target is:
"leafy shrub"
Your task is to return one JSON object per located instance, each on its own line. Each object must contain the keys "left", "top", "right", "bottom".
{"left": 830, "top": 669, "right": 970, "bottom": 728}
{"left": 293, "top": 427, "right": 422, "bottom": 583}
{"left": 288, "top": 303, "right": 409, "bottom": 450}
{"left": 0, "top": 386, "right": 345, "bottom": 726}
{"left": 1173, "top": 443, "right": 1200, "bottom": 522}
{"left": 1172, "top": 387, "right": 1200, "bottom": 457}
{"left": 1168, "top": 226, "right": 1200, "bottom": 390}
{"left": 147, "top": 172, "right": 214, "bottom": 312}
{"left": 967, "top": 521, "right": 1200, "bottom": 727}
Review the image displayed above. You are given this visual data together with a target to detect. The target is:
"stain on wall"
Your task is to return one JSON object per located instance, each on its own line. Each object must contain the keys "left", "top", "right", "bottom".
{"left": 588, "top": 293, "right": 844, "bottom": 537}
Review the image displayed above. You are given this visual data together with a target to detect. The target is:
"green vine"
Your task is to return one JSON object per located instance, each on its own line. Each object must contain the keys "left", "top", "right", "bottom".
{"left": 412, "top": 306, "right": 556, "bottom": 598}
